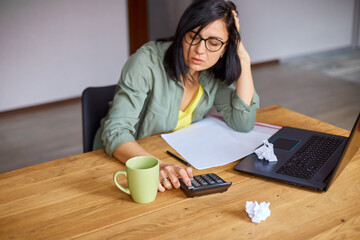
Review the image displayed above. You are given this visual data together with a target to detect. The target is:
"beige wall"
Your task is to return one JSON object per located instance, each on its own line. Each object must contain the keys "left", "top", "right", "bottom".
{"left": 1, "top": 0, "right": 356, "bottom": 112}
{"left": 148, "top": 0, "right": 355, "bottom": 62}
{"left": 0, "top": 0, "right": 129, "bottom": 112}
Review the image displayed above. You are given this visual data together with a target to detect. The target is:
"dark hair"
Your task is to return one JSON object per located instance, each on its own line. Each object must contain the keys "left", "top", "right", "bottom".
{"left": 161, "top": 0, "right": 241, "bottom": 86}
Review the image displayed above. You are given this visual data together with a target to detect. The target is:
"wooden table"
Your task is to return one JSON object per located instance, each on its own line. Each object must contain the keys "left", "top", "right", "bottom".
{"left": 1, "top": 106, "right": 359, "bottom": 239}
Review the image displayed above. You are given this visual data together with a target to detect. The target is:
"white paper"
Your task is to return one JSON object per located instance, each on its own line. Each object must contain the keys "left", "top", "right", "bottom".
{"left": 161, "top": 117, "right": 281, "bottom": 170}
{"left": 255, "top": 140, "right": 278, "bottom": 162}
{"left": 246, "top": 201, "right": 271, "bottom": 223}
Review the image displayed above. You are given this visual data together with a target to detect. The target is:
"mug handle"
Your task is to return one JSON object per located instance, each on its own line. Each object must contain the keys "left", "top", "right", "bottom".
{"left": 113, "top": 170, "right": 131, "bottom": 195}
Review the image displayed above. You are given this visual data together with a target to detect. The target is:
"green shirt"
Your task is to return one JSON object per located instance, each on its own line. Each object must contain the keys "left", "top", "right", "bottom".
{"left": 93, "top": 41, "right": 260, "bottom": 156}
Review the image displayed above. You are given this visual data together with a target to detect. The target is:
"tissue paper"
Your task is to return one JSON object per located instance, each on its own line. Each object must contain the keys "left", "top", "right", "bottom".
{"left": 255, "top": 140, "right": 278, "bottom": 162}
{"left": 246, "top": 201, "right": 271, "bottom": 223}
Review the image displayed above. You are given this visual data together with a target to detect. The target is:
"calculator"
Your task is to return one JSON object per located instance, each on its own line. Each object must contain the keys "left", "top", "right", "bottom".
{"left": 179, "top": 173, "right": 232, "bottom": 198}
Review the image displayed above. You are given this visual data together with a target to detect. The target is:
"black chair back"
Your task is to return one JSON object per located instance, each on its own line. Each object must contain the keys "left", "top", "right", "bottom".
{"left": 81, "top": 84, "right": 117, "bottom": 153}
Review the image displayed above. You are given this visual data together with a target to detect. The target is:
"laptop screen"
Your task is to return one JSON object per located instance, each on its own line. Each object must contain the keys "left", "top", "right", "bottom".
{"left": 326, "top": 113, "right": 360, "bottom": 190}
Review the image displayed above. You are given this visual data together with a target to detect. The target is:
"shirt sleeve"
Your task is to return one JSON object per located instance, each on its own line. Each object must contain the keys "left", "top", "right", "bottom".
{"left": 214, "top": 82, "right": 260, "bottom": 132}
{"left": 100, "top": 49, "right": 153, "bottom": 156}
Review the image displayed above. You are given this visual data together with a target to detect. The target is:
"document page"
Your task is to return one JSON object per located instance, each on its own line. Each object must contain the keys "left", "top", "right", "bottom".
{"left": 161, "top": 117, "right": 281, "bottom": 170}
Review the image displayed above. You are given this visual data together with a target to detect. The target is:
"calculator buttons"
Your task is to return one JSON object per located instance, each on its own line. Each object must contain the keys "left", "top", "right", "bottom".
{"left": 194, "top": 176, "right": 208, "bottom": 186}
{"left": 208, "top": 173, "right": 224, "bottom": 183}
{"left": 201, "top": 174, "right": 216, "bottom": 184}
{"left": 190, "top": 178, "right": 201, "bottom": 187}
{"left": 179, "top": 173, "right": 232, "bottom": 197}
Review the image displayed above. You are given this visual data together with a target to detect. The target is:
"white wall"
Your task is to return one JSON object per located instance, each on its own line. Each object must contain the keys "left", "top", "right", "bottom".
{"left": 236, "top": 0, "right": 355, "bottom": 62}
{"left": 148, "top": 0, "right": 355, "bottom": 62}
{"left": 1, "top": 0, "right": 356, "bottom": 112}
{"left": 0, "top": 0, "right": 129, "bottom": 112}
{"left": 355, "top": 0, "right": 360, "bottom": 47}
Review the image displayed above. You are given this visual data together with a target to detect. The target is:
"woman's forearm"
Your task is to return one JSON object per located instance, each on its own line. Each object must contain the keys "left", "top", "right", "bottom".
{"left": 112, "top": 141, "right": 168, "bottom": 168}
{"left": 112, "top": 141, "right": 154, "bottom": 164}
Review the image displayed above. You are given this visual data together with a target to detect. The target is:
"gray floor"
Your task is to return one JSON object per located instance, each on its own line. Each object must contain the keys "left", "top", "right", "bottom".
{"left": 253, "top": 64, "right": 360, "bottom": 130}
{"left": 282, "top": 47, "right": 360, "bottom": 84}
{"left": 0, "top": 102, "right": 83, "bottom": 173}
{"left": 1, "top": 50, "right": 360, "bottom": 173}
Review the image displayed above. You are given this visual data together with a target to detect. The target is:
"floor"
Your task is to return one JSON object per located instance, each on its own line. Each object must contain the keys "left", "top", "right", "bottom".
{"left": 1, "top": 48, "right": 359, "bottom": 173}
{"left": 0, "top": 102, "right": 82, "bottom": 173}
{"left": 282, "top": 47, "right": 360, "bottom": 84}
{"left": 254, "top": 64, "right": 360, "bottom": 130}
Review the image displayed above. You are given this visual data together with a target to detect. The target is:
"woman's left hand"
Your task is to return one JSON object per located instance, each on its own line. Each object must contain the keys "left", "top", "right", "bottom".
{"left": 232, "top": 10, "right": 254, "bottom": 105}
{"left": 158, "top": 163, "right": 193, "bottom": 192}
{"left": 232, "top": 10, "right": 251, "bottom": 64}
{"left": 232, "top": 10, "right": 240, "bottom": 33}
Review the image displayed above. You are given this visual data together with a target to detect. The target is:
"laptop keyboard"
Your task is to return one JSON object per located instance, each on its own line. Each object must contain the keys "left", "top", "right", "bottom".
{"left": 276, "top": 135, "right": 343, "bottom": 179}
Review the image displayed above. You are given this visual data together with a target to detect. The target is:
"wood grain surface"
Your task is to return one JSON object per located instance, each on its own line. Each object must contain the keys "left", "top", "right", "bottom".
{"left": 0, "top": 106, "right": 359, "bottom": 239}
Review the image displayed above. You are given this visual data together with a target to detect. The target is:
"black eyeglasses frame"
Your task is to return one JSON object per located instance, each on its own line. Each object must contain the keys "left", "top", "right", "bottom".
{"left": 184, "top": 31, "right": 227, "bottom": 52}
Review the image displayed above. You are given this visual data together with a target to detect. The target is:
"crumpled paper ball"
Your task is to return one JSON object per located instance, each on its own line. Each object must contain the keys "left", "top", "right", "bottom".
{"left": 246, "top": 201, "right": 271, "bottom": 223}
{"left": 255, "top": 140, "right": 278, "bottom": 162}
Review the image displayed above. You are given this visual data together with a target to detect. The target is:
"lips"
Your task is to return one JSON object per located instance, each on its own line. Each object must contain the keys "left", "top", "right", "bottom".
{"left": 191, "top": 57, "right": 203, "bottom": 64}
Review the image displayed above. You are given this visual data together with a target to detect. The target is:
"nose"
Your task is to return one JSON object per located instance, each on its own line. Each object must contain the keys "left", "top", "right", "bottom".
{"left": 194, "top": 39, "right": 206, "bottom": 54}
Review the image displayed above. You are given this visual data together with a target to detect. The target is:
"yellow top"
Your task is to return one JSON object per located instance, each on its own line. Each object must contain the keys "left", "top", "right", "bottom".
{"left": 174, "top": 85, "right": 204, "bottom": 131}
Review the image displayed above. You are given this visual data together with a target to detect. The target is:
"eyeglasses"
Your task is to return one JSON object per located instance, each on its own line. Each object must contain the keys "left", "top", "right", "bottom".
{"left": 184, "top": 31, "right": 227, "bottom": 52}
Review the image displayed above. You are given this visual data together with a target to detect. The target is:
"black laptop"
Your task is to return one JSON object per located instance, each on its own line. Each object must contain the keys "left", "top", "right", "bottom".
{"left": 234, "top": 113, "right": 360, "bottom": 191}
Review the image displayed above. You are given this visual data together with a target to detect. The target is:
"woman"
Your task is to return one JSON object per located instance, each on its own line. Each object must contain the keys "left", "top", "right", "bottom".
{"left": 93, "top": 0, "right": 259, "bottom": 192}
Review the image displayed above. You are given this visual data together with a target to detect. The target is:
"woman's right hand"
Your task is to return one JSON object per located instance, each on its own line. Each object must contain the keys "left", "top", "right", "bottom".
{"left": 112, "top": 141, "right": 193, "bottom": 192}
{"left": 158, "top": 162, "right": 193, "bottom": 192}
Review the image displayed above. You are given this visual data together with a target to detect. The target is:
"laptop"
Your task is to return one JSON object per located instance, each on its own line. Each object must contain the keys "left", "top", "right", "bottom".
{"left": 233, "top": 113, "right": 360, "bottom": 191}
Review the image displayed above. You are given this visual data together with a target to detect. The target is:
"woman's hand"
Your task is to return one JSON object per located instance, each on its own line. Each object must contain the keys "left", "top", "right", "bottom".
{"left": 112, "top": 141, "right": 193, "bottom": 193}
{"left": 232, "top": 10, "right": 251, "bottom": 64}
{"left": 158, "top": 162, "right": 193, "bottom": 192}
{"left": 232, "top": 10, "right": 240, "bottom": 32}
{"left": 232, "top": 10, "right": 254, "bottom": 106}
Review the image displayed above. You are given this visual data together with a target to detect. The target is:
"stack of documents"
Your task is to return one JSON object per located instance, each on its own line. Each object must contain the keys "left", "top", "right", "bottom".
{"left": 161, "top": 117, "right": 281, "bottom": 169}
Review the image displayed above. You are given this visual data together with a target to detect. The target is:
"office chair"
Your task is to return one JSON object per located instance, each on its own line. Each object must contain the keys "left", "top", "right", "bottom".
{"left": 81, "top": 84, "right": 117, "bottom": 153}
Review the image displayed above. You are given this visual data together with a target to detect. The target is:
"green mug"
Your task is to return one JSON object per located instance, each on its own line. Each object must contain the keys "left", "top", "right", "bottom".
{"left": 113, "top": 156, "right": 159, "bottom": 203}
